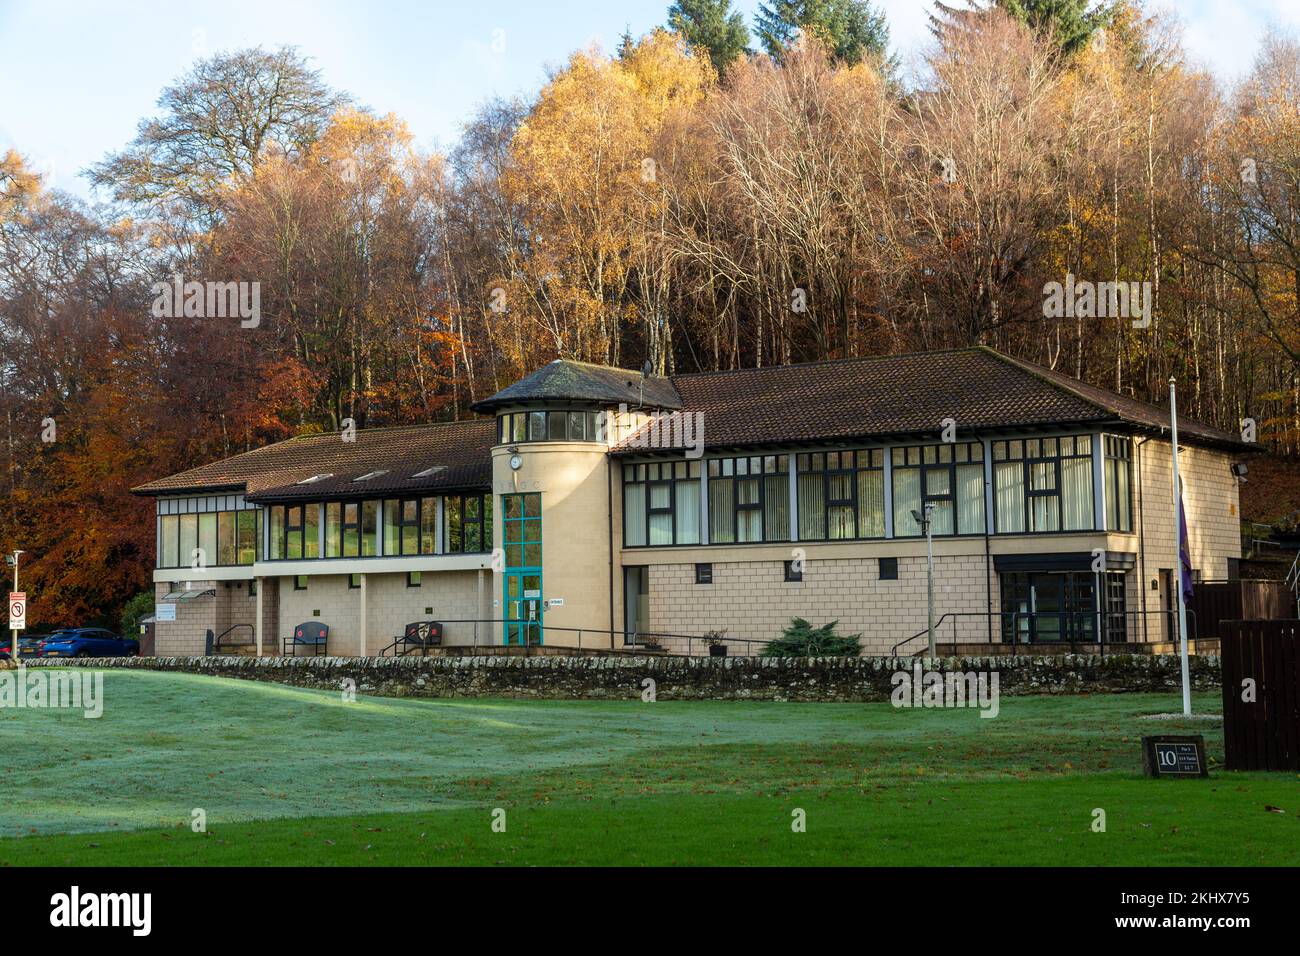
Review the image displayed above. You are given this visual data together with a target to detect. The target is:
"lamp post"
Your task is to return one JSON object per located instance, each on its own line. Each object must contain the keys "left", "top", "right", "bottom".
{"left": 912, "top": 504, "right": 937, "bottom": 656}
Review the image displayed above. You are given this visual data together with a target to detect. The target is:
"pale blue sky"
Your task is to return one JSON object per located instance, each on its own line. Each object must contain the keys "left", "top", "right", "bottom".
{"left": 2, "top": 0, "right": 1297, "bottom": 198}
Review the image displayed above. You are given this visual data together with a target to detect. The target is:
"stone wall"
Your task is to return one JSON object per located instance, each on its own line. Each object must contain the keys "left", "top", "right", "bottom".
{"left": 31, "top": 652, "right": 1220, "bottom": 702}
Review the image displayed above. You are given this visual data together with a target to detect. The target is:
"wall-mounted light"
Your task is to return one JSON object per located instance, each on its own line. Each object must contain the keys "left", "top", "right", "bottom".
{"left": 1230, "top": 462, "right": 1248, "bottom": 482}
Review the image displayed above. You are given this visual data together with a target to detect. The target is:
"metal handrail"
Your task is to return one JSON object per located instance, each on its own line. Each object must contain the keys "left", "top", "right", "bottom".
{"left": 210, "top": 623, "right": 254, "bottom": 654}
{"left": 379, "top": 618, "right": 772, "bottom": 657}
{"left": 886, "top": 609, "right": 1201, "bottom": 658}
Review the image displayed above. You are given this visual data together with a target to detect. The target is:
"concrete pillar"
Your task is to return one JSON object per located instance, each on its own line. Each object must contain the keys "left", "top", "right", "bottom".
{"left": 358, "top": 573, "right": 367, "bottom": 656}
{"left": 255, "top": 577, "right": 264, "bottom": 656}
{"left": 475, "top": 568, "right": 485, "bottom": 646}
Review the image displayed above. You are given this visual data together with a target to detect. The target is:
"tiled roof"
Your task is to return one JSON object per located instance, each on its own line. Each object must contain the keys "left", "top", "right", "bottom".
{"left": 613, "top": 347, "right": 1246, "bottom": 453}
{"left": 132, "top": 420, "right": 495, "bottom": 499}
{"left": 470, "top": 359, "right": 681, "bottom": 413}
{"left": 134, "top": 348, "right": 1247, "bottom": 498}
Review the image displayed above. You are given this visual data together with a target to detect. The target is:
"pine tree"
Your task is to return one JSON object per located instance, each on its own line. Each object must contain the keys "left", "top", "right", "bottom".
{"left": 928, "top": 0, "right": 1115, "bottom": 55}
{"left": 666, "top": 0, "right": 751, "bottom": 76}
{"left": 755, "top": 0, "right": 890, "bottom": 65}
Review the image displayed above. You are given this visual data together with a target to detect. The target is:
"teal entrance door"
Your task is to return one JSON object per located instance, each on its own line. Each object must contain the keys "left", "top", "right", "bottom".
{"left": 502, "top": 493, "right": 542, "bottom": 645}
{"left": 504, "top": 572, "right": 543, "bottom": 646}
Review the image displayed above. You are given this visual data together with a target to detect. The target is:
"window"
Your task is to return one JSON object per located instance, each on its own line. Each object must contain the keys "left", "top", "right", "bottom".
{"left": 217, "top": 512, "right": 236, "bottom": 566}
{"left": 157, "top": 507, "right": 262, "bottom": 570}
{"left": 267, "top": 504, "right": 320, "bottom": 560}
{"left": 383, "top": 498, "right": 423, "bottom": 556}
{"left": 695, "top": 563, "right": 713, "bottom": 584}
{"left": 1104, "top": 435, "right": 1133, "bottom": 532}
{"left": 706, "top": 456, "right": 788, "bottom": 545}
{"left": 342, "top": 502, "right": 361, "bottom": 557}
{"left": 198, "top": 513, "right": 217, "bottom": 567}
{"left": 348, "top": 574, "right": 362, "bottom": 589}
{"left": 361, "top": 501, "right": 379, "bottom": 556}
{"left": 293, "top": 575, "right": 308, "bottom": 591}
{"left": 999, "top": 570, "right": 1125, "bottom": 644}
{"left": 992, "top": 435, "right": 1093, "bottom": 534}
{"left": 502, "top": 493, "right": 542, "bottom": 569}
{"left": 892, "top": 442, "right": 985, "bottom": 537}
{"left": 325, "top": 502, "right": 342, "bottom": 557}
{"left": 160, "top": 515, "right": 179, "bottom": 567}
{"left": 783, "top": 560, "right": 803, "bottom": 582}
{"left": 622, "top": 460, "right": 702, "bottom": 547}
{"left": 179, "top": 513, "right": 198, "bottom": 565}
{"left": 407, "top": 571, "right": 422, "bottom": 587}
{"left": 248, "top": 579, "right": 258, "bottom": 597}
{"left": 420, "top": 497, "right": 437, "bottom": 554}
{"left": 444, "top": 493, "right": 491, "bottom": 553}
{"left": 797, "top": 449, "right": 884, "bottom": 540}
{"left": 499, "top": 410, "right": 604, "bottom": 445}
{"left": 879, "top": 557, "right": 898, "bottom": 581}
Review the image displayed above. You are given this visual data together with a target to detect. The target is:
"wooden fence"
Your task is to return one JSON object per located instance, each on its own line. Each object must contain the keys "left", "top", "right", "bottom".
{"left": 1190, "top": 580, "right": 1291, "bottom": 639}
{"left": 1220, "top": 619, "right": 1300, "bottom": 771}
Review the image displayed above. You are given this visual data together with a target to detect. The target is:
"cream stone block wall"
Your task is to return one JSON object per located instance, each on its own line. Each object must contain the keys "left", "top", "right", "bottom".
{"left": 274, "top": 570, "right": 489, "bottom": 655}
{"left": 643, "top": 553, "right": 1000, "bottom": 656}
{"left": 1129, "top": 439, "right": 1242, "bottom": 641}
{"left": 152, "top": 578, "right": 273, "bottom": 656}
{"left": 491, "top": 441, "right": 616, "bottom": 648}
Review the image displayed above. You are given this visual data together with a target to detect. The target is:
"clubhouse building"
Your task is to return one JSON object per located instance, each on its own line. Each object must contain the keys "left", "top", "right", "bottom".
{"left": 133, "top": 347, "right": 1248, "bottom": 657}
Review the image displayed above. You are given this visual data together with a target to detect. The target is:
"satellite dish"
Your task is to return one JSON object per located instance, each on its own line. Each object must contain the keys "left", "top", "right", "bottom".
{"left": 641, "top": 359, "right": 653, "bottom": 377}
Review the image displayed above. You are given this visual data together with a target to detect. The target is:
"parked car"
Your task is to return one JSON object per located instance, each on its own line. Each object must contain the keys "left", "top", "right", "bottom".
{"left": 38, "top": 628, "right": 139, "bottom": 659}
{"left": 18, "top": 632, "right": 64, "bottom": 658}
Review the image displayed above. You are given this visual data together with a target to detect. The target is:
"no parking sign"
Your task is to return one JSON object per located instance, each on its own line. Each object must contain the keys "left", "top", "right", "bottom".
{"left": 9, "top": 592, "right": 25, "bottom": 630}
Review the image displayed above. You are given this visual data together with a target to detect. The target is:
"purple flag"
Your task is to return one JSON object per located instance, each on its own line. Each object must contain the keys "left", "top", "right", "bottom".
{"left": 1177, "top": 478, "right": 1195, "bottom": 602}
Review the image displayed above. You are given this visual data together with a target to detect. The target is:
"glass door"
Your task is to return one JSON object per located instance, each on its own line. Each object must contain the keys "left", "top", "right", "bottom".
{"left": 501, "top": 493, "right": 542, "bottom": 645}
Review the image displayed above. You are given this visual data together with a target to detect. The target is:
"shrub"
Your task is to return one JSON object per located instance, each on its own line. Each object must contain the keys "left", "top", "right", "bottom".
{"left": 119, "top": 591, "right": 154, "bottom": 638}
{"left": 762, "top": 618, "right": 862, "bottom": 657}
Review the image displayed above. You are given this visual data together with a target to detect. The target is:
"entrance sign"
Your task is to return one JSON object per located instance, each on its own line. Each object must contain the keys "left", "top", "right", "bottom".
{"left": 8, "top": 592, "right": 25, "bottom": 630}
{"left": 1142, "top": 735, "right": 1207, "bottom": 778}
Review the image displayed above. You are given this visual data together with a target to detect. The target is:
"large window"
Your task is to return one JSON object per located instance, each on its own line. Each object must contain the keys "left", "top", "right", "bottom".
{"left": 797, "top": 449, "right": 885, "bottom": 540}
{"left": 499, "top": 409, "right": 604, "bottom": 445}
{"left": 266, "top": 504, "right": 322, "bottom": 560}
{"left": 1000, "top": 570, "right": 1127, "bottom": 644}
{"left": 623, "top": 460, "right": 702, "bottom": 547}
{"left": 1103, "top": 435, "right": 1133, "bottom": 532}
{"left": 707, "top": 455, "right": 788, "bottom": 545}
{"left": 383, "top": 498, "right": 423, "bottom": 556}
{"left": 444, "top": 493, "right": 492, "bottom": 553}
{"left": 892, "top": 442, "right": 985, "bottom": 537}
{"left": 158, "top": 509, "right": 258, "bottom": 568}
{"left": 992, "top": 436, "right": 1093, "bottom": 534}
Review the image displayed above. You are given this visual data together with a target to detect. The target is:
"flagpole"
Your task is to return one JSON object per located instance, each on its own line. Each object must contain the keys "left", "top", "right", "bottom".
{"left": 1169, "top": 377, "right": 1192, "bottom": 716}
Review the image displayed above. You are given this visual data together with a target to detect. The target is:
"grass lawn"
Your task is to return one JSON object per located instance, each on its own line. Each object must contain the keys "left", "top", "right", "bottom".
{"left": 2, "top": 669, "right": 1297, "bottom": 865}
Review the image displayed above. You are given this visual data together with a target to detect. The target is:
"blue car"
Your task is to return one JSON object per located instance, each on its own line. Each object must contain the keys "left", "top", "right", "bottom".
{"left": 38, "top": 628, "right": 139, "bottom": 659}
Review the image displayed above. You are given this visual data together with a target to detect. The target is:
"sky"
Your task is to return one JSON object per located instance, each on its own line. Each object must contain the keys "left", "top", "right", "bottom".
{"left": 2, "top": 0, "right": 1298, "bottom": 200}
